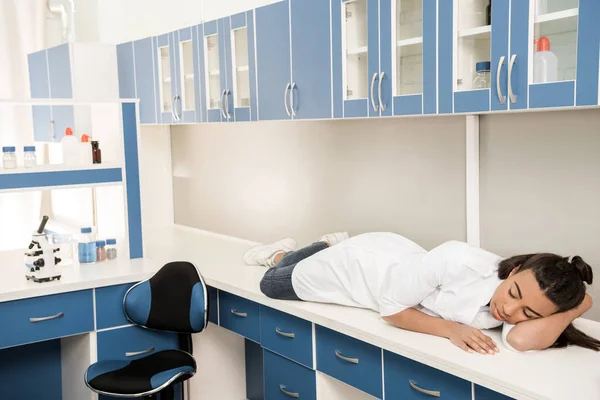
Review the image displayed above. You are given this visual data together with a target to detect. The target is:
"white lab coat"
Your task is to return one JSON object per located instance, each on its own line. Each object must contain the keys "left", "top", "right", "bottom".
{"left": 292, "top": 233, "right": 515, "bottom": 345}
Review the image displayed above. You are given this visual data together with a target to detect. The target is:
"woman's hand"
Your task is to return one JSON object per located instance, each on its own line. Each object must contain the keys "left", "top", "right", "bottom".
{"left": 448, "top": 324, "right": 499, "bottom": 355}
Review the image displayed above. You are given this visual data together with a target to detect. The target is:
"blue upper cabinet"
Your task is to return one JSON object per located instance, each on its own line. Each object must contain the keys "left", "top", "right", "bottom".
{"left": 134, "top": 38, "right": 158, "bottom": 124}
{"left": 202, "top": 19, "right": 227, "bottom": 122}
{"left": 154, "top": 33, "right": 176, "bottom": 124}
{"left": 175, "top": 26, "right": 200, "bottom": 123}
{"left": 47, "top": 44, "right": 73, "bottom": 99}
{"left": 116, "top": 42, "right": 136, "bottom": 100}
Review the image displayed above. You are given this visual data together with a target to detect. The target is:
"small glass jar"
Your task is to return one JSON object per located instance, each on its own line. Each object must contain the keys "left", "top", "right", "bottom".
{"left": 24, "top": 146, "right": 37, "bottom": 168}
{"left": 473, "top": 61, "right": 491, "bottom": 89}
{"left": 106, "top": 238, "right": 118, "bottom": 260}
{"left": 96, "top": 240, "right": 107, "bottom": 262}
{"left": 2, "top": 146, "right": 17, "bottom": 169}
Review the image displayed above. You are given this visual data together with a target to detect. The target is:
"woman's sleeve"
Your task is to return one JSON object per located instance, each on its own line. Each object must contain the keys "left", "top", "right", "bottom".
{"left": 378, "top": 254, "right": 445, "bottom": 317}
{"left": 501, "top": 323, "right": 522, "bottom": 352}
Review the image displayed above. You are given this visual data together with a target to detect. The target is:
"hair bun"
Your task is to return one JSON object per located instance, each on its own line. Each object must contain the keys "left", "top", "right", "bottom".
{"left": 571, "top": 256, "right": 593, "bottom": 285}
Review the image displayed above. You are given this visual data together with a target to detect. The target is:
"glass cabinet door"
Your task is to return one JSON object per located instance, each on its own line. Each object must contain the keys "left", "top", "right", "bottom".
{"left": 342, "top": 0, "right": 370, "bottom": 116}
{"left": 179, "top": 38, "right": 195, "bottom": 115}
{"left": 395, "top": 0, "right": 423, "bottom": 97}
{"left": 456, "top": 0, "right": 491, "bottom": 93}
{"left": 156, "top": 37, "right": 173, "bottom": 120}
{"left": 232, "top": 27, "right": 250, "bottom": 109}
{"left": 203, "top": 20, "right": 224, "bottom": 122}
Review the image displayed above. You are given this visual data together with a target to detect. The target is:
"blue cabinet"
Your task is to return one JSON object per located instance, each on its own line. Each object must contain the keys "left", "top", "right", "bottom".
{"left": 219, "top": 292, "right": 261, "bottom": 342}
{"left": 264, "top": 349, "right": 316, "bottom": 400}
{"left": 96, "top": 325, "right": 179, "bottom": 361}
{"left": 201, "top": 18, "right": 228, "bottom": 122}
{"left": 116, "top": 42, "right": 136, "bottom": 100}
{"left": 384, "top": 350, "right": 472, "bottom": 399}
{"left": 95, "top": 283, "right": 136, "bottom": 330}
{"left": 260, "top": 306, "right": 313, "bottom": 368}
{"left": 134, "top": 38, "right": 158, "bottom": 124}
{"left": 475, "top": 385, "right": 515, "bottom": 399}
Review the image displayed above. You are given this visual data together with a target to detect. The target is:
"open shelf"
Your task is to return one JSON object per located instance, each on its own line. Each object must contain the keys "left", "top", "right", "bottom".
{"left": 535, "top": 8, "right": 578, "bottom": 36}
{"left": 397, "top": 37, "right": 423, "bottom": 47}
{"left": 209, "top": 69, "right": 220, "bottom": 76}
{"left": 535, "top": 8, "right": 578, "bottom": 24}
{"left": 0, "top": 164, "right": 122, "bottom": 193}
{"left": 184, "top": 74, "right": 194, "bottom": 80}
{"left": 237, "top": 65, "right": 249, "bottom": 72}
{"left": 347, "top": 46, "right": 368, "bottom": 56}
{"left": 458, "top": 25, "right": 491, "bottom": 39}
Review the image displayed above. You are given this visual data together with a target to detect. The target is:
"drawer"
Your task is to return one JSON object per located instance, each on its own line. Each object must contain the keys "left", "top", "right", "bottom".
{"left": 207, "top": 286, "right": 218, "bottom": 325}
{"left": 219, "top": 291, "right": 260, "bottom": 342}
{"left": 315, "top": 325, "right": 382, "bottom": 398}
{"left": 0, "top": 290, "right": 94, "bottom": 349}
{"left": 475, "top": 385, "right": 515, "bottom": 400}
{"left": 95, "top": 283, "right": 136, "bottom": 329}
{"left": 264, "top": 349, "right": 316, "bottom": 400}
{"left": 384, "top": 350, "right": 471, "bottom": 399}
{"left": 261, "top": 305, "right": 313, "bottom": 368}
{"left": 97, "top": 325, "right": 179, "bottom": 361}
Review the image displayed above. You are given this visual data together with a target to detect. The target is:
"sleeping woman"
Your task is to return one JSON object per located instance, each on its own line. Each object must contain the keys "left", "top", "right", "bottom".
{"left": 244, "top": 232, "right": 599, "bottom": 353}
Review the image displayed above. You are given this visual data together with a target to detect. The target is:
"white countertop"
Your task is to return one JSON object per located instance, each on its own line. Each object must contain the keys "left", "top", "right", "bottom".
{"left": 1, "top": 225, "right": 599, "bottom": 400}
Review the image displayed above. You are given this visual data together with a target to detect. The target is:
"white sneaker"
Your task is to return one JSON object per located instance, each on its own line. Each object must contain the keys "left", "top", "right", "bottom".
{"left": 317, "top": 232, "right": 349, "bottom": 246}
{"left": 243, "top": 238, "right": 297, "bottom": 267}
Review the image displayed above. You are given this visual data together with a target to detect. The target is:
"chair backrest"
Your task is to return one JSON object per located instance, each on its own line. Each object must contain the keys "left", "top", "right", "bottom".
{"left": 124, "top": 261, "right": 208, "bottom": 333}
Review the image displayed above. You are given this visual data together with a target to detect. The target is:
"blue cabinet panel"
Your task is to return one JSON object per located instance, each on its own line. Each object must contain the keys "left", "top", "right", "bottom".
{"left": 255, "top": 1, "right": 292, "bottom": 121}
{"left": 367, "top": 0, "right": 380, "bottom": 117}
{"left": 28, "top": 50, "right": 50, "bottom": 99}
{"left": 264, "top": 350, "right": 316, "bottom": 400}
{"left": 207, "top": 286, "right": 218, "bottom": 325}
{"left": 152, "top": 37, "right": 163, "bottom": 123}
{"left": 316, "top": 325, "right": 382, "bottom": 398}
{"left": 438, "top": 0, "right": 454, "bottom": 114}
{"left": 246, "top": 339, "right": 265, "bottom": 400}
{"left": 0, "top": 340, "right": 62, "bottom": 400}
{"left": 331, "top": 0, "right": 343, "bottom": 118}
{"left": 134, "top": 38, "right": 157, "bottom": 124}
{"left": 0, "top": 290, "right": 93, "bottom": 349}
{"left": 344, "top": 99, "right": 369, "bottom": 118}
{"left": 95, "top": 283, "right": 136, "bottom": 330}
{"left": 32, "top": 106, "right": 53, "bottom": 142}
{"left": 379, "top": 0, "right": 392, "bottom": 116}
{"left": 234, "top": 107, "right": 251, "bottom": 122}
{"left": 219, "top": 291, "right": 261, "bottom": 342}
{"left": 475, "top": 385, "right": 515, "bottom": 400}
{"left": 171, "top": 31, "right": 183, "bottom": 124}
{"left": 455, "top": 89, "right": 490, "bottom": 113}
{"left": 116, "top": 42, "right": 136, "bottom": 99}
{"left": 422, "top": 0, "right": 437, "bottom": 115}
{"left": 51, "top": 105, "right": 75, "bottom": 142}
{"left": 508, "top": 0, "right": 529, "bottom": 110}
{"left": 97, "top": 325, "right": 178, "bottom": 361}
{"left": 529, "top": 81, "right": 575, "bottom": 109}
{"left": 394, "top": 94, "right": 423, "bottom": 116}
{"left": 491, "top": 0, "right": 509, "bottom": 111}
{"left": 290, "top": 0, "right": 332, "bottom": 119}
{"left": 247, "top": 10, "right": 258, "bottom": 121}
{"left": 222, "top": 18, "right": 234, "bottom": 122}
{"left": 47, "top": 44, "right": 72, "bottom": 98}
{"left": 385, "top": 350, "right": 471, "bottom": 399}
{"left": 232, "top": 12, "right": 246, "bottom": 30}
{"left": 193, "top": 24, "right": 204, "bottom": 123}
{"left": 576, "top": 0, "right": 600, "bottom": 106}
{"left": 260, "top": 306, "right": 313, "bottom": 368}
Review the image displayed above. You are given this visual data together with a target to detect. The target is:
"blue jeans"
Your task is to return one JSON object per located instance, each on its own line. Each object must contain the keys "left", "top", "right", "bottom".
{"left": 259, "top": 242, "right": 328, "bottom": 300}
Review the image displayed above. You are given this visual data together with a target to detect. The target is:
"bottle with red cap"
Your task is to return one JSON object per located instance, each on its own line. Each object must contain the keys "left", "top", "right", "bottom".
{"left": 61, "top": 127, "right": 79, "bottom": 165}
{"left": 80, "top": 134, "right": 94, "bottom": 165}
{"left": 533, "top": 36, "right": 558, "bottom": 84}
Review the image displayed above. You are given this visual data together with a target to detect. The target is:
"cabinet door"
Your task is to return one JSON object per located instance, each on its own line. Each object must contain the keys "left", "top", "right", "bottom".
{"left": 290, "top": 0, "right": 332, "bottom": 120}
{"left": 389, "top": 0, "right": 437, "bottom": 116}
{"left": 116, "top": 42, "right": 136, "bottom": 100}
{"left": 220, "top": 18, "right": 234, "bottom": 122}
{"left": 133, "top": 38, "right": 157, "bottom": 124}
{"left": 255, "top": 0, "right": 292, "bottom": 121}
{"left": 175, "top": 27, "right": 198, "bottom": 123}
{"left": 227, "top": 12, "right": 257, "bottom": 122}
{"left": 203, "top": 19, "right": 225, "bottom": 122}
{"left": 264, "top": 350, "right": 316, "bottom": 400}
{"left": 576, "top": 0, "right": 600, "bottom": 106}
{"left": 32, "top": 106, "right": 53, "bottom": 142}
{"left": 47, "top": 44, "right": 73, "bottom": 98}
{"left": 491, "top": 0, "right": 510, "bottom": 111}
{"left": 28, "top": 50, "right": 50, "bottom": 99}
{"left": 51, "top": 106, "right": 74, "bottom": 142}
{"left": 193, "top": 23, "right": 205, "bottom": 123}
{"left": 474, "top": 385, "right": 515, "bottom": 399}
{"left": 156, "top": 33, "right": 174, "bottom": 124}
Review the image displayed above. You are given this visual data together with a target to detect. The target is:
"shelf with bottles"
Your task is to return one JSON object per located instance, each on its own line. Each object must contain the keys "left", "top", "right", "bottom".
{"left": 533, "top": 2, "right": 579, "bottom": 84}
{"left": 455, "top": 0, "right": 492, "bottom": 92}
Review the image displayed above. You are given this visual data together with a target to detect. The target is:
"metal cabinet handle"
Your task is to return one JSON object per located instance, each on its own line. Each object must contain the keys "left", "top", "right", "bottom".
{"left": 284, "top": 83, "right": 291, "bottom": 116}
{"left": 275, "top": 327, "right": 295, "bottom": 338}
{"left": 279, "top": 385, "right": 300, "bottom": 398}
{"left": 496, "top": 56, "right": 506, "bottom": 105}
{"left": 508, "top": 54, "right": 517, "bottom": 104}
{"left": 378, "top": 71, "right": 386, "bottom": 112}
{"left": 176, "top": 95, "right": 183, "bottom": 120}
{"left": 225, "top": 89, "right": 232, "bottom": 120}
{"left": 370, "top": 73, "right": 379, "bottom": 112}
{"left": 409, "top": 380, "right": 440, "bottom": 397}
{"left": 172, "top": 96, "right": 178, "bottom": 120}
{"left": 30, "top": 312, "right": 64, "bottom": 323}
{"left": 126, "top": 347, "right": 155, "bottom": 357}
{"left": 289, "top": 82, "right": 297, "bottom": 117}
{"left": 220, "top": 90, "right": 227, "bottom": 118}
{"left": 49, "top": 120, "right": 55, "bottom": 141}
{"left": 335, "top": 350, "right": 359, "bottom": 364}
{"left": 231, "top": 309, "right": 247, "bottom": 318}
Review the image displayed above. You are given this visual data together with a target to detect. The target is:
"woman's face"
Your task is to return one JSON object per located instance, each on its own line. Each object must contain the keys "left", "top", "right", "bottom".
{"left": 490, "top": 269, "right": 558, "bottom": 324}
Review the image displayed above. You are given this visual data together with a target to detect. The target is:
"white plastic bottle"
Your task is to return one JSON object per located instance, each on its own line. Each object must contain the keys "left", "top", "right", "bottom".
{"left": 80, "top": 134, "right": 94, "bottom": 165}
{"left": 533, "top": 37, "right": 558, "bottom": 84}
{"left": 61, "top": 128, "right": 79, "bottom": 165}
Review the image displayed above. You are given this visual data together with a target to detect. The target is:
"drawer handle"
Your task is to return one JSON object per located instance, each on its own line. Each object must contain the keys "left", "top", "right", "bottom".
{"left": 29, "top": 312, "right": 64, "bottom": 323}
{"left": 126, "top": 347, "right": 155, "bottom": 357}
{"left": 409, "top": 380, "right": 440, "bottom": 398}
{"left": 279, "top": 384, "right": 300, "bottom": 398}
{"left": 275, "top": 327, "right": 295, "bottom": 339}
{"left": 335, "top": 350, "right": 359, "bottom": 364}
{"left": 231, "top": 309, "right": 247, "bottom": 318}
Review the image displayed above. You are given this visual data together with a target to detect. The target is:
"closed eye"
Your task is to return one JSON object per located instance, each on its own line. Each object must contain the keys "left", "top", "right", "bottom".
{"left": 509, "top": 288, "right": 517, "bottom": 299}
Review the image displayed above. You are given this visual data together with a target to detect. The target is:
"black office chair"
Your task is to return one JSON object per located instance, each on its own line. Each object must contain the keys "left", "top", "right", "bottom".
{"left": 85, "top": 261, "right": 209, "bottom": 399}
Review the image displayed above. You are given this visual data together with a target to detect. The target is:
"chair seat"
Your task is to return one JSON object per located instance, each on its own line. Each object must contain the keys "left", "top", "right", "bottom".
{"left": 85, "top": 350, "right": 196, "bottom": 398}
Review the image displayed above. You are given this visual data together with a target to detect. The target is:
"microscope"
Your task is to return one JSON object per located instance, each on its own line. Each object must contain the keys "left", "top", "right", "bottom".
{"left": 24, "top": 215, "right": 62, "bottom": 283}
